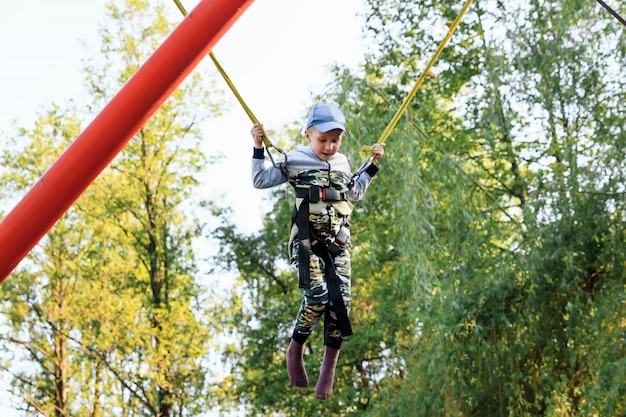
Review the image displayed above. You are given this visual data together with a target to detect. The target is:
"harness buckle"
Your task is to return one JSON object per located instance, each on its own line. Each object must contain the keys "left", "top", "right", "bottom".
{"left": 325, "top": 239, "right": 343, "bottom": 256}
{"left": 322, "top": 187, "right": 342, "bottom": 201}
{"left": 308, "top": 186, "right": 321, "bottom": 202}
{"left": 296, "top": 185, "right": 345, "bottom": 202}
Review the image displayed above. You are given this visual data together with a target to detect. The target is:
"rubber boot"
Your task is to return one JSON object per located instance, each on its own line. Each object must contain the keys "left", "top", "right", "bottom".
{"left": 315, "top": 346, "right": 340, "bottom": 400}
{"left": 286, "top": 339, "right": 308, "bottom": 387}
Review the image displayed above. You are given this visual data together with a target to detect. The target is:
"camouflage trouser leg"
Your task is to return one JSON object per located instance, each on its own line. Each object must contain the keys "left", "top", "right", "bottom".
{"left": 290, "top": 240, "right": 351, "bottom": 349}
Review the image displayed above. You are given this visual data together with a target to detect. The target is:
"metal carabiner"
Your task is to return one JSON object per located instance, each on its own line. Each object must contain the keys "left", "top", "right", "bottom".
{"left": 265, "top": 144, "right": 287, "bottom": 170}
{"left": 348, "top": 156, "right": 374, "bottom": 189}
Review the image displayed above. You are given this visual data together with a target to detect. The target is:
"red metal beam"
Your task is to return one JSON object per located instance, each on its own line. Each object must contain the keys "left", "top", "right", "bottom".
{"left": 0, "top": 0, "right": 255, "bottom": 282}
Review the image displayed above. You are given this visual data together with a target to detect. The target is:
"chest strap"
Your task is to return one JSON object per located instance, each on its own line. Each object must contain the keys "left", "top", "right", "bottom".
{"left": 295, "top": 185, "right": 347, "bottom": 202}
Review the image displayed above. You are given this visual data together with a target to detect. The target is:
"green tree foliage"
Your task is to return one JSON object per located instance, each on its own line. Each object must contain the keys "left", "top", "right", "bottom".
{"left": 0, "top": 0, "right": 223, "bottom": 415}
{"left": 356, "top": 1, "right": 626, "bottom": 416}
{"left": 0, "top": 107, "right": 86, "bottom": 416}
{"left": 210, "top": 0, "right": 625, "bottom": 415}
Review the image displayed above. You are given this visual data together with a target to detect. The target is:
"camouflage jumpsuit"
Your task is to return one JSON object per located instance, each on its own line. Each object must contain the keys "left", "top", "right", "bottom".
{"left": 252, "top": 146, "right": 379, "bottom": 349}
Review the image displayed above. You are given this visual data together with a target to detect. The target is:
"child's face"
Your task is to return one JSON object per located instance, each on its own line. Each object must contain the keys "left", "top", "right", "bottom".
{"left": 305, "top": 127, "right": 344, "bottom": 161}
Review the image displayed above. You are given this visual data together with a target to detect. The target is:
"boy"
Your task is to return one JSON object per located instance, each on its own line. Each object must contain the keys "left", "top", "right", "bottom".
{"left": 250, "top": 103, "right": 385, "bottom": 399}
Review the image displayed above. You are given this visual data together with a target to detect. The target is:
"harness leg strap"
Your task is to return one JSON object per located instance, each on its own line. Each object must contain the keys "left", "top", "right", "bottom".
{"left": 295, "top": 199, "right": 311, "bottom": 288}
{"left": 312, "top": 241, "right": 353, "bottom": 337}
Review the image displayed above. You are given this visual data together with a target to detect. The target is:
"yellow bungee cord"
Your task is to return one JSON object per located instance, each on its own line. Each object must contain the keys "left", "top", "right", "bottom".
{"left": 358, "top": 0, "right": 475, "bottom": 166}
{"left": 172, "top": 0, "right": 287, "bottom": 169}
{"left": 172, "top": 0, "right": 473, "bottom": 172}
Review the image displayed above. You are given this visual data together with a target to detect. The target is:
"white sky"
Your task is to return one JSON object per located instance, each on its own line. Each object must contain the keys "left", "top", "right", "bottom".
{"left": 0, "top": 0, "right": 366, "bottom": 413}
{"left": 0, "top": 0, "right": 367, "bottom": 233}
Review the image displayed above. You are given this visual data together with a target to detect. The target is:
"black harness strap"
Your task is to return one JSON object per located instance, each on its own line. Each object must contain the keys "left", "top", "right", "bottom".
{"left": 311, "top": 240, "right": 353, "bottom": 337}
{"left": 295, "top": 197, "right": 312, "bottom": 289}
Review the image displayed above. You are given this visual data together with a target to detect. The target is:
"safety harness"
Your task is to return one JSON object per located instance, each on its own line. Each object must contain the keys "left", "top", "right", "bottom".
{"left": 292, "top": 184, "right": 353, "bottom": 337}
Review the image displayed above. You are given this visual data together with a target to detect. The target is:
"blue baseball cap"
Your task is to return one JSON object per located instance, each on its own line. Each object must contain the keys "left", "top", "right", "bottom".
{"left": 306, "top": 103, "right": 347, "bottom": 133}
